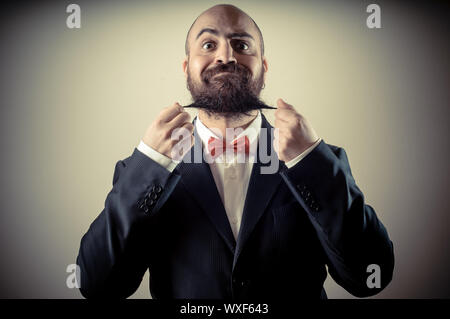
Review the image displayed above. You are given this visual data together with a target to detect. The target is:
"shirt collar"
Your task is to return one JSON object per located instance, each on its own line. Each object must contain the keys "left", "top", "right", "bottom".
{"left": 194, "top": 111, "right": 261, "bottom": 152}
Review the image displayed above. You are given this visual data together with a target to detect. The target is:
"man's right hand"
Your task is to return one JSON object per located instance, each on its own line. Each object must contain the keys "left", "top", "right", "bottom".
{"left": 142, "top": 102, "right": 194, "bottom": 159}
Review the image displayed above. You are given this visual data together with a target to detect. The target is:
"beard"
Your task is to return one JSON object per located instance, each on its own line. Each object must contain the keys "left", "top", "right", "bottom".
{"left": 186, "top": 62, "right": 275, "bottom": 119}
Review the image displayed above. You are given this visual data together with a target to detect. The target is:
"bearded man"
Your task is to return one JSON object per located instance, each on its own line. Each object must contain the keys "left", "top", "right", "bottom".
{"left": 77, "top": 4, "right": 394, "bottom": 299}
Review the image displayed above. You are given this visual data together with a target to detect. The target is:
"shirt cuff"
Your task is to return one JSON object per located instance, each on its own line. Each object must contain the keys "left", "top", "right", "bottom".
{"left": 285, "top": 138, "right": 322, "bottom": 169}
{"left": 137, "top": 140, "right": 180, "bottom": 172}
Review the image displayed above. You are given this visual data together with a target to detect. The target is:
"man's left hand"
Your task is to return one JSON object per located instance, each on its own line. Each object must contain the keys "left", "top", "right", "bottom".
{"left": 274, "top": 98, "right": 319, "bottom": 162}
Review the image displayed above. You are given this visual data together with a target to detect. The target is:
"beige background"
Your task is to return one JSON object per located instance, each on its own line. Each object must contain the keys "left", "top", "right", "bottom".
{"left": 0, "top": 0, "right": 449, "bottom": 298}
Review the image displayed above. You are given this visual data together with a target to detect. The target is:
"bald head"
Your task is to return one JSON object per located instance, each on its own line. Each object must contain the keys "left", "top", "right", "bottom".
{"left": 185, "top": 4, "right": 264, "bottom": 56}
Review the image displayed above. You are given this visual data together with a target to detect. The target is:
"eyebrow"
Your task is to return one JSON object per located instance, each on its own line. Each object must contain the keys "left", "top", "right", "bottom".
{"left": 195, "top": 28, "right": 255, "bottom": 41}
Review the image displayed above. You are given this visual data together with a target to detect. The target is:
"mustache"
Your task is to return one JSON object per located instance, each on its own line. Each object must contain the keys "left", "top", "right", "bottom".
{"left": 202, "top": 63, "right": 242, "bottom": 83}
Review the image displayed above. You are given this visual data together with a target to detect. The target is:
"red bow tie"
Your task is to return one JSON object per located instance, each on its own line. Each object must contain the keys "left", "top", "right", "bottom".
{"left": 207, "top": 135, "right": 250, "bottom": 158}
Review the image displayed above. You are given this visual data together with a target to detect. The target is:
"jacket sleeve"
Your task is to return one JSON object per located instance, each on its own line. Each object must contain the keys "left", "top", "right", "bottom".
{"left": 76, "top": 148, "right": 181, "bottom": 298}
{"left": 280, "top": 140, "right": 394, "bottom": 297}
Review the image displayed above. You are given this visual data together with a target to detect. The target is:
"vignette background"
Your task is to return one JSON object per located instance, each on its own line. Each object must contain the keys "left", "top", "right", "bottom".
{"left": 0, "top": 0, "right": 448, "bottom": 298}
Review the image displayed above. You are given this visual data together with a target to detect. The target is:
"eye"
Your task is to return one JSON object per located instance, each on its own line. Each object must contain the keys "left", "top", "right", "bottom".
{"left": 202, "top": 42, "right": 215, "bottom": 50}
{"left": 234, "top": 41, "right": 249, "bottom": 51}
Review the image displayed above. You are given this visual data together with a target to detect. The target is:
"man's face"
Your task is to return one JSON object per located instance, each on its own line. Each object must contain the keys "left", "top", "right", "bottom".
{"left": 183, "top": 6, "right": 269, "bottom": 117}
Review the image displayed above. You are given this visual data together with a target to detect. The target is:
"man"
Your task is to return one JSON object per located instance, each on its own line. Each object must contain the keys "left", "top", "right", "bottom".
{"left": 77, "top": 4, "right": 394, "bottom": 299}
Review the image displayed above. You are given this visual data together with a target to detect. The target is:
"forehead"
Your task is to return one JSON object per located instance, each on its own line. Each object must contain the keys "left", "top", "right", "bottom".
{"left": 188, "top": 8, "right": 259, "bottom": 42}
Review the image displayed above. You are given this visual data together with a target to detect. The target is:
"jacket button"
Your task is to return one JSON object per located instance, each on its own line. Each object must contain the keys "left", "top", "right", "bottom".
{"left": 155, "top": 185, "right": 163, "bottom": 193}
{"left": 150, "top": 192, "right": 158, "bottom": 200}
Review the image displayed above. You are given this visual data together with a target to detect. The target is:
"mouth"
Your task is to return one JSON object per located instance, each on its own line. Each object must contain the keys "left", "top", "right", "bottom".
{"left": 211, "top": 71, "right": 236, "bottom": 80}
{"left": 214, "top": 71, "right": 232, "bottom": 76}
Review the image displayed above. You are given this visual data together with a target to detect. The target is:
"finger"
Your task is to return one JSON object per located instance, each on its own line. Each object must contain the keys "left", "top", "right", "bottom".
{"left": 180, "top": 122, "right": 195, "bottom": 146}
{"left": 275, "top": 108, "right": 298, "bottom": 123}
{"left": 276, "top": 98, "right": 299, "bottom": 122}
{"left": 170, "top": 122, "right": 194, "bottom": 143}
{"left": 277, "top": 98, "right": 294, "bottom": 110}
{"left": 274, "top": 117, "right": 289, "bottom": 128}
{"left": 275, "top": 126, "right": 292, "bottom": 136}
{"left": 169, "top": 111, "right": 191, "bottom": 128}
{"left": 273, "top": 127, "right": 280, "bottom": 139}
{"left": 159, "top": 102, "right": 184, "bottom": 122}
{"left": 273, "top": 135, "right": 279, "bottom": 153}
{"left": 274, "top": 118, "right": 281, "bottom": 128}
{"left": 181, "top": 121, "right": 195, "bottom": 133}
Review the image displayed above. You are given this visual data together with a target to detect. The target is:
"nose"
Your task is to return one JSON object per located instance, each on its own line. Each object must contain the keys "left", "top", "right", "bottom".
{"left": 214, "top": 41, "right": 237, "bottom": 65}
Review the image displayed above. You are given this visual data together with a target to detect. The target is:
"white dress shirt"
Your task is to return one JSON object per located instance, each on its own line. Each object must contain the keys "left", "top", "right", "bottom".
{"left": 137, "top": 111, "right": 321, "bottom": 240}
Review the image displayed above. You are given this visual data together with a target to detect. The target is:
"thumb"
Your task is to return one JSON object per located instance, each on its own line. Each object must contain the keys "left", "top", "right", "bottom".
{"left": 174, "top": 101, "right": 184, "bottom": 112}
{"left": 277, "top": 98, "right": 293, "bottom": 109}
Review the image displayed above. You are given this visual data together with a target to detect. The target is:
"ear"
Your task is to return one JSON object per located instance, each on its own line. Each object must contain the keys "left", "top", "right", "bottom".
{"left": 262, "top": 57, "right": 268, "bottom": 72}
{"left": 182, "top": 57, "right": 188, "bottom": 78}
{"left": 262, "top": 57, "right": 268, "bottom": 80}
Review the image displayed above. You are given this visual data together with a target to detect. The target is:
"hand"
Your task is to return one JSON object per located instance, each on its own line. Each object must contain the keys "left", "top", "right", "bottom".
{"left": 273, "top": 98, "right": 319, "bottom": 162}
{"left": 142, "top": 102, "right": 194, "bottom": 159}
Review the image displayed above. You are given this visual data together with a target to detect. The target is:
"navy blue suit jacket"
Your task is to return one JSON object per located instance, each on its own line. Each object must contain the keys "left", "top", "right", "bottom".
{"left": 77, "top": 114, "right": 394, "bottom": 299}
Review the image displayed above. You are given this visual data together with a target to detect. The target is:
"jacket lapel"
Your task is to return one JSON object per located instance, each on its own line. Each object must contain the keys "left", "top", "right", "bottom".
{"left": 175, "top": 126, "right": 237, "bottom": 254}
{"left": 233, "top": 114, "right": 283, "bottom": 270}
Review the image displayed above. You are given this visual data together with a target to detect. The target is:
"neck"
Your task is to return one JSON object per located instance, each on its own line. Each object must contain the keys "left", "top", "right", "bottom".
{"left": 198, "top": 110, "right": 258, "bottom": 138}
